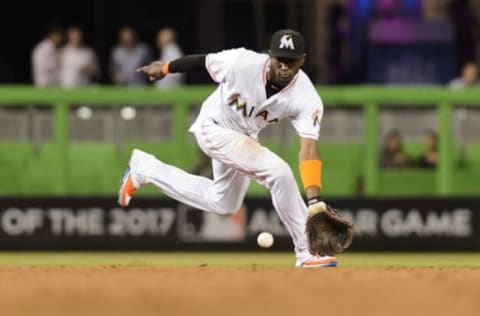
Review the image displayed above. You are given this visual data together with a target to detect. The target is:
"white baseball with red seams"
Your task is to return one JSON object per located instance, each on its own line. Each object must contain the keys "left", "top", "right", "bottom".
{"left": 128, "top": 48, "right": 324, "bottom": 263}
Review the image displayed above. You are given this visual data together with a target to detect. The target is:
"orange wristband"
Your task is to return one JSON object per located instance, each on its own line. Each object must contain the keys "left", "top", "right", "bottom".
{"left": 299, "top": 160, "right": 322, "bottom": 190}
{"left": 162, "top": 61, "right": 170, "bottom": 75}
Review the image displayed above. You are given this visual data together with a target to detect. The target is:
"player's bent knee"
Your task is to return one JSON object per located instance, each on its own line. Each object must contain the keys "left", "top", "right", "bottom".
{"left": 213, "top": 205, "right": 238, "bottom": 215}
{"left": 210, "top": 199, "right": 240, "bottom": 215}
{"left": 268, "top": 159, "right": 294, "bottom": 182}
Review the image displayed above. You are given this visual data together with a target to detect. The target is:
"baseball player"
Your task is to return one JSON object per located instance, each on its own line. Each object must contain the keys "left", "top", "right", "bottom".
{"left": 119, "top": 29, "right": 353, "bottom": 267}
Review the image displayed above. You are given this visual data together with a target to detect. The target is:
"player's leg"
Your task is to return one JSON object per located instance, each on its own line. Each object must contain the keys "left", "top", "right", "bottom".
{"left": 119, "top": 148, "right": 250, "bottom": 215}
{"left": 195, "top": 119, "right": 315, "bottom": 263}
{"left": 209, "top": 159, "right": 251, "bottom": 213}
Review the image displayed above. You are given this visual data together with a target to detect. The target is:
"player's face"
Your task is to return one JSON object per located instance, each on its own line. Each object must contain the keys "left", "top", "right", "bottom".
{"left": 269, "top": 56, "right": 305, "bottom": 88}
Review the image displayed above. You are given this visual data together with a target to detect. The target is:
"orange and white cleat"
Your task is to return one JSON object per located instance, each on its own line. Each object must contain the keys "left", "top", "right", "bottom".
{"left": 118, "top": 166, "right": 137, "bottom": 208}
{"left": 296, "top": 255, "right": 337, "bottom": 268}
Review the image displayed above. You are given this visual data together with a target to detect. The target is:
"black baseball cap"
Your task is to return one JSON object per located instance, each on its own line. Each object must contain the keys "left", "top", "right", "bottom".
{"left": 268, "top": 29, "right": 305, "bottom": 59}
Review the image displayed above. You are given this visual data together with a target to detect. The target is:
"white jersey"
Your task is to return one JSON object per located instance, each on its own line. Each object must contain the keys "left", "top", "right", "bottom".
{"left": 189, "top": 48, "right": 324, "bottom": 140}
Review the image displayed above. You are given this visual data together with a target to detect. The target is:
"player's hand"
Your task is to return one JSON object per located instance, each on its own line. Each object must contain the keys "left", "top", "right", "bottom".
{"left": 136, "top": 61, "right": 167, "bottom": 82}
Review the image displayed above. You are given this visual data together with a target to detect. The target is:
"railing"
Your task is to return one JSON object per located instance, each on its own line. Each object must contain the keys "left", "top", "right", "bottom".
{"left": 1, "top": 85, "right": 479, "bottom": 196}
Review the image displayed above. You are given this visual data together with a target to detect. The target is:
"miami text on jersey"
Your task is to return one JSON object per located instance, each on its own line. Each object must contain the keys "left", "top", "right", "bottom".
{"left": 227, "top": 93, "right": 278, "bottom": 123}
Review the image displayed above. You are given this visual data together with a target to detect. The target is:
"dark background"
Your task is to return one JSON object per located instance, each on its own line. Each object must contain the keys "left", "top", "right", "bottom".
{"left": 0, "top": 0, "right": 293, "bottom": 84}
{"left": 0, "top": 0, "right": 479, "bottom": 84}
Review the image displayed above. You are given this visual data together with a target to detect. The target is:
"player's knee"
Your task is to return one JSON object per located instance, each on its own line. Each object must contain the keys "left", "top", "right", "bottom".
{"left": 269, "top": 159, "right": 294, "bottom": 183}
{"left": 214, "top": 205, "right": 238, "bottom": 215}
{"left": 211, "top": 198, "right": 239, "bottom": 215}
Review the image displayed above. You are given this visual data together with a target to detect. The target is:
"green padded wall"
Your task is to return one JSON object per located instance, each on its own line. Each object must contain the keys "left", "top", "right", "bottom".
{"left": 1, "top": 86, "right": 480, "bottom": 197}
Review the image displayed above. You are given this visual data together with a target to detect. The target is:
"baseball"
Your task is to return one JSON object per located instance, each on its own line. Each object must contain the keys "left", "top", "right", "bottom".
{"left": 257, "top": 232, "right": 274, "bottom": 248}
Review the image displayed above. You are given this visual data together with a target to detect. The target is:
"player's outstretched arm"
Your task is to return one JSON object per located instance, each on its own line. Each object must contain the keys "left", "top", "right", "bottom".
{"left": 136, "top": 54, "right": 207, "bottom": 82}
{"left": 299, "top": 137, "right": 354, "bottom": 256}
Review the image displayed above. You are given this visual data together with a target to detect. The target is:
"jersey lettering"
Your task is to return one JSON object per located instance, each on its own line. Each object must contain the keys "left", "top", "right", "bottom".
{"left": 256, "top": 110, "right": 279, "bottom": 123}
{"left": 227, "top": 93, "right": 249, "bottom": 117}
{"left": 248, "top": 106, "right": 255, "bottom": 117}
{"left": 312, "top": 109, "right": 322, "bottom": 127}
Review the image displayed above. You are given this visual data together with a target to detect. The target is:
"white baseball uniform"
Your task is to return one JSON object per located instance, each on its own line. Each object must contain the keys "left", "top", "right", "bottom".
{"left": 129, "top": 48, "right": 324, "bottom": 262}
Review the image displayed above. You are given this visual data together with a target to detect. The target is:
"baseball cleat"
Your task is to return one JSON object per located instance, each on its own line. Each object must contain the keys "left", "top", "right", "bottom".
{"left": 295, "top": 255, "right": 337, "bottom": 268}
{"left": 118, "top": 166, "right": 137, "bottom": 207}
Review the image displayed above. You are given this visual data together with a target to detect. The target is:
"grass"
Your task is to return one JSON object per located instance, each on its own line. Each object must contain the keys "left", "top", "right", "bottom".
{"left": 0, "top": 252, "right": 479, "bottom": 268}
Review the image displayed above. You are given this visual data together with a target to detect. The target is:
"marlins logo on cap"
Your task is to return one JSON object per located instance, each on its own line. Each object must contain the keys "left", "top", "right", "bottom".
{"left": 279, "top": 34, "right": 295, "bottom": 50}
{"left": 269, "top": 29, "right": 305, "bottom": 59}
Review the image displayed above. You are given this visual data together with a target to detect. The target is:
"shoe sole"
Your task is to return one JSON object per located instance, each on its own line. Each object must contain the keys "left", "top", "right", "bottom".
{"left": 297, "top": 259, "right": 338, "bottom": 268}
{"left": 299, "top": 261, "right": 337, "bottom": 268}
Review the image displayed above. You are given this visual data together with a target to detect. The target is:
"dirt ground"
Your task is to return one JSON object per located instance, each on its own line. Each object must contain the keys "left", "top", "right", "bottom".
{"left": 0, "top": 266, "right": 478, "bottom": 316}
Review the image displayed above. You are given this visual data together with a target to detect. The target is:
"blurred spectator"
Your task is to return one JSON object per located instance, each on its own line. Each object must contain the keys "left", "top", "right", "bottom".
{"left": 31, "top": 25, "right": 64, "bottom": 86}
{"left": 154, "top": 28, "right": 185, "bottom": 89}
{"left": 422, "top": 0, "right": 449, "bottom": 21}
{"left": 380, "top": 130, "right": 410, "bottom": 168}
{"left": 109, "top": 26, "right": 153, "bottom": 86}
{"left": 415, "top": 131, "right": 438, "bottom": 169}
{"left": 59, "top": 26, "right": 99, "bottom": 88}
{"left": 448, "top": 62, "right": 480, "bottom": 89}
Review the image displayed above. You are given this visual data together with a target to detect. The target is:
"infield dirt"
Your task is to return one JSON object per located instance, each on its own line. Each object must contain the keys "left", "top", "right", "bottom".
{"left": 1, "top": 266, "right": 478, "bottom": 316}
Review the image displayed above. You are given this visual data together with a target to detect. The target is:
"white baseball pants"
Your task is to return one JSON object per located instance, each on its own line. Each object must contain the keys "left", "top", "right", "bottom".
{"left": 129, "top": 118, "right": 311, "bottom": 261}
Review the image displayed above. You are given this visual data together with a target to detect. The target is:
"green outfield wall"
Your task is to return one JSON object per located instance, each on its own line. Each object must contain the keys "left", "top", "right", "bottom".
{"left": 0, "top": 85, "right": 479, "bottom": 197}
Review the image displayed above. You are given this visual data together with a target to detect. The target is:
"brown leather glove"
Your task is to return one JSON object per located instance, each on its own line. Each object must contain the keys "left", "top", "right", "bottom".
{"left": 306, "top": 201, "right": 354, "bottom": 256}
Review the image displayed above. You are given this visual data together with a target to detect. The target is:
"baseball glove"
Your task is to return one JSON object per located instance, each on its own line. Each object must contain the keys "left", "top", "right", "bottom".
{"left": 306, "top": 201, "right": 354, "bottom": 256}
